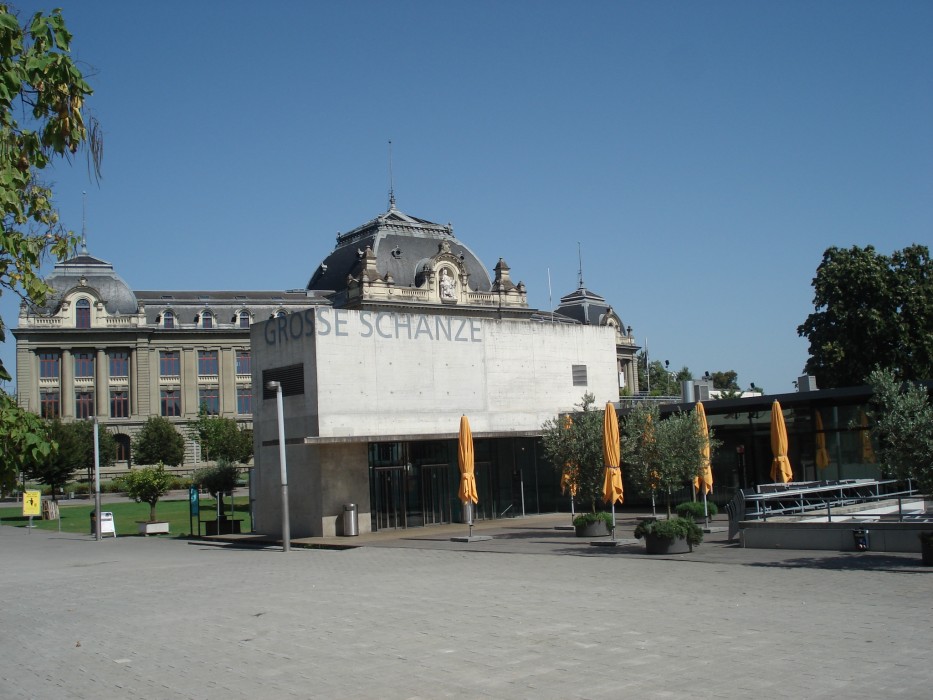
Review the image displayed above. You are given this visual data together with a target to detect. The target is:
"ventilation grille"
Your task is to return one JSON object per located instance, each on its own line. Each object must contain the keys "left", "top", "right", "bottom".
{"left": 572, "top": 364, "right": 588, "bottom": 387}
{"left": 262, "top": 364, "right": 304, "bottom": 399}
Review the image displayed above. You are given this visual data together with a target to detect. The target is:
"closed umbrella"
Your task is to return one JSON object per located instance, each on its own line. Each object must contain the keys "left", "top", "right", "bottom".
{"left": 770, "top": 400, "right": 794, "bottom": 483}
{"left": 602, "top": 402, "right": 623, "bottom": 540}
{"left": 693, "top": 402, "right": 713, "bottom": 526}
{"left": 457, "top": 415, "right": 478, "bottom": 537}
{"left": 814, "top": 410, "right": 830, "bottom": 470}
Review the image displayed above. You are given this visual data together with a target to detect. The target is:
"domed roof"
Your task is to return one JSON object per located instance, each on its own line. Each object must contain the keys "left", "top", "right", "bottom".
{"left": 553, "top": 284, "right": 622, "bottom": 328}
{"left": 307, "top": 205, "right": 492, "bottom": 296}
{"left": 38, "top": 247, "right": 138, "bottom": 316}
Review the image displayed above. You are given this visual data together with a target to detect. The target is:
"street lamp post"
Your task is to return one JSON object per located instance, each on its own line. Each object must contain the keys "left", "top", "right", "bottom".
{"left": 93, "top": 417, "right": 101, "bottom": 541}
{"left": 266, "top": 381, "right": 290, "bottom": 552}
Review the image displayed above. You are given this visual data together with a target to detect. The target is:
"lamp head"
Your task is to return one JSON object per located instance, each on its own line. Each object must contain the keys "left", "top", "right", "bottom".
{"left": 266, "top": 381, "right": 281, "bottom": 391}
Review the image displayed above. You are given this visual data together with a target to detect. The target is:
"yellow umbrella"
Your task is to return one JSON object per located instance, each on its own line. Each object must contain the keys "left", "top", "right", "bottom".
{"left": 814, "top": 410, "right": 830, "bottom": 470}
{"left": 602, "top": 402, "right": 623, "bottom": 539}
{"left": 859, "top": 410, "right": 876, "bottom": 463}
{"left": 770, "top": 400, "right": 794, "bottom": 483}
{"left": 457, "top": 415, "right": 477, "bottom": 504}
{"left": 560, "top": 415, "right": 577, "bottom": 497}
{"left": 694, "top": 402, "right": 713, "bottom": 495}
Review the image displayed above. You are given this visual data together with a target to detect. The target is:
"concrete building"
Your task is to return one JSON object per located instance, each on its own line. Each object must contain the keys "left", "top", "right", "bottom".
{"left": 13, "top": 245, "right": 323, "bottom": 472}
{"left": 250, "top": 202, "right": 639, "bottom": 538}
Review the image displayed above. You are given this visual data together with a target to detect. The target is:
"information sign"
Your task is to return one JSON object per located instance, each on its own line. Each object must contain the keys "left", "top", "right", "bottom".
{"left": 22, "top": 490, "right": 41, "bottom": 517}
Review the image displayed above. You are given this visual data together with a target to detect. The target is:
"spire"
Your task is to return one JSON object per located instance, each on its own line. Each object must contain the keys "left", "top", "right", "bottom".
{"left": 81, "top": 191, "right": 88, "bottom": 255}
{"left": 387, "top": 139, "right": 396, "bottom": 211}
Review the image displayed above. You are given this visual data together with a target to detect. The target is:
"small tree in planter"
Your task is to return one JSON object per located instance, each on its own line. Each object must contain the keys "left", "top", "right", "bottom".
{"left": 542, "top": 393, "right": 610, "bottom": 530}
{"left": 193, "top": 459, "right": 239, "bottom": 513}
{"left": 122, "top": 463, "right": 172, "bottom": 524}
{"left": 634, "top": 516, "right": 703, "bottom": 553}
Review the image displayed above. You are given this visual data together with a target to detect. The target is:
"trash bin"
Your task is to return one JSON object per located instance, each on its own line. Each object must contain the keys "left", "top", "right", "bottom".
{"left": 852, "top": 528, "right": 870, "bottom": 552}
{"left": 342, "top": 503, "right": 359, "bottom": 537}
{"left": 89, "top": 511, "right": 96, "bottom": 535}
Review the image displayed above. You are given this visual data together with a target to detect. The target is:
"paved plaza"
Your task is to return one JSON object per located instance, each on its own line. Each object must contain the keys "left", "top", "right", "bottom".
{"left": 2, "top": 514, "right": 931, "bottom": 699}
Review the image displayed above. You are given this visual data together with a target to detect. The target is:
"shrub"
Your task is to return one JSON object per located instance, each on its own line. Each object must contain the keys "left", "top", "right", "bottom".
{"left": 633, "top": 517, "right": 703, "bottom": 546}
{"left": 676, "top": 501, "right": 718, "bottom": 520}
{"left": 572, "top": 511, "right": 614, "bottom": 529}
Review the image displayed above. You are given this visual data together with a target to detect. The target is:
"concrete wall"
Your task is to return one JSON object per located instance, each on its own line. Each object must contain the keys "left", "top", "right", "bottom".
{"left": 741, "top": 520, "right": 929, "bottom": 553}
{"left": 250, "top": 308, "right": 618, "bottom": 538}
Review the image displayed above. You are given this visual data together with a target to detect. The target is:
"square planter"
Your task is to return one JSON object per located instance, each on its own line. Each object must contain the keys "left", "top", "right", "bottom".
{"left": 137, "top": 521, "right": 170, "bottom": 536}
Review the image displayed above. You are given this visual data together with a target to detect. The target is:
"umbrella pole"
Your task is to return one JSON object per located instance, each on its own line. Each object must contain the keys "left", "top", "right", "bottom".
{"left": 570, "top": 496, "right": 575, "bottom": 524}
{"left": 703, "top": 489, "right": 709, "bottom": 528}
{"left": 651, "top": 491, "right": 656, "bottom": 517}
{"left": 611, "top": 502, "right": 616, "bottom": 541}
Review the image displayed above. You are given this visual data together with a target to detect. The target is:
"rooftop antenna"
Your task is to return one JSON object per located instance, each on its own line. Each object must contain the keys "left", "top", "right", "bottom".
{"left": 81, "top": 191, "right": 88, "bottom": 254}
{"left": 547, "top": 267, "right": 553, "bottom": 322}
{"left": 387, "top": 139, "right": 396, "bottom": 211}
{"left": 577, "top": 242, "right": 584, "bottom": 288}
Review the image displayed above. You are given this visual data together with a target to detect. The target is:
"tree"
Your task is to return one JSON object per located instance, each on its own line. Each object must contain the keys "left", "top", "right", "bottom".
{"left": 0, "top": 390, "right": 52, "bottom": 490}
{"left": 189, "top": 407, "right": 253, "bottom": 464}
{"left": 622, "top": 403, "right": 718, "bottom": 516}
{"left": 709, "top": 371, "right": 739, "bottom": 392}
{"left": 636, "top": 352, "right": 690, "bottom": 396}
{"left": 122, "top": 464, "right": 172, "bottom": 522}
{"left": 798, "top": 244, "right": 933, "bottom": 388}
{"left": 541, "top": 393, "right": 606, "bottom": 514}
{"left": 133, "top": 416, "right": 185, "bottom": 467}
{"left": 0, "top": 5, "right": 101, "bottom": 484}
{"left": 866, "top": 368, "right": 933, "bottom": 495}
{"left": 27, "top": 419, "right": 116, "bottom": 499}
{"left": 193, "top": 458, "right": 240, "bottom": 512}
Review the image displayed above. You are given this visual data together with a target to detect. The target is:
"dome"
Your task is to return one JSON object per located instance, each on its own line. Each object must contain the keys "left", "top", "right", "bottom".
{"left": 38, "top": 250, "right": 138, "bottom": 316}
{"left": 307, "top": 206, "right": 492, "bottom": 296}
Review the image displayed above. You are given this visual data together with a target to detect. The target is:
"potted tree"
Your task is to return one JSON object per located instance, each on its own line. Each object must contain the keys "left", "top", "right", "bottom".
{"left": 623, "top": 403, "right": 718, "bottom": 554}
{"left": 122, "top": 463, "right": 173, "bottom": 535}
{"left": 193, "top": 459, "right": 241, "bottom": 535}
{"left": 542, "top": 393, "right": 614, "bottom": 537}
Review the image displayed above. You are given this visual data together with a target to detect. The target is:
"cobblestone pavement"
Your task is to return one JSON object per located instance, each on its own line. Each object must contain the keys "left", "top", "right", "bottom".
{"left": 2, "top": 514, "right": 931, "bottom": 699}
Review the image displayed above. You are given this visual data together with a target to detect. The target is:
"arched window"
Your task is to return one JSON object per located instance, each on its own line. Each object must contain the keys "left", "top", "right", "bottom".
{"left": 76, "top": 298, "right": 91, "bottom": 329}
{"left": 115, "top": 434, "right": 131, "bottom": 462}
{"left": 201, "top": 311, "right": 214, "bottom": 329}
{"left": 163, "top": 310, "right": 175, "bottom": 329}
{"left": 238, "top": 311, "right": 250, "bottom": 328}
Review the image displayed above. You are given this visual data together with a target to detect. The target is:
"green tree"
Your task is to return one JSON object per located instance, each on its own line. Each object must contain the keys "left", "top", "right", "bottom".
{"left": 0, "top": 4, "right": 101, "bottom": 485}
{"left": 541, "top": 393, "right": 606, "bottom": 514}
{"left": 636, "top": 352, "right": 689, "bottom": 396}
{"left": 133, "top": 416, "right": 185, "bottom": 467}
{"left": 122, "top": 464, "right": 172, "bottom": 522}
{"left": 193, "top": 458, "right": 240, "bottom": 512}
{"left": 0, "top": 390, "right": 52, "bottom": 490}
{"left": 798, "top": 244, "right": 933, "bottom": 388}
{"left": 710, "top": 371, "right": 739, "bottom": 391}
{"left": 622, "top": 403, "right": 717, "bottom": 516}
{"left": 189, "top": 406, "right": 253, "bottom": 464}
{"left": 866, "top": 368, "right": 933, "bottom": 495}
{"left": 27, "top": 419, "right": 116, "bottom": 499}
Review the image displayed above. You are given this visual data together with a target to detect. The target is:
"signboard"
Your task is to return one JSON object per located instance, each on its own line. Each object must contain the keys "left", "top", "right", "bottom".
{"left": 100, "top": 511, "right": 116, "bottom": 536}
{"left": 189, "top": 487, "right": 199, "bottom": 516}
{"left": 22, "top": 490, "right": 41, "bottom": 517}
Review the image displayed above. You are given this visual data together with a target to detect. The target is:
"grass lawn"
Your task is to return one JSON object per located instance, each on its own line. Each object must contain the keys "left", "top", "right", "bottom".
{"left": 0, "top": 496, "right": 251, "bottom": 537}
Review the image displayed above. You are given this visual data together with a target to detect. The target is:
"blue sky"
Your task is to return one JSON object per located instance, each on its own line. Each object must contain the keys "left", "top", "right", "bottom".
{"left": 3, "top": 0, "right": 931, "bottom": 395}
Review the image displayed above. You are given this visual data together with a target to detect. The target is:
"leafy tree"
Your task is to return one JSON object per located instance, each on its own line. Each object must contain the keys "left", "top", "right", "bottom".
{"left": 866, "top": 368, "right": 933, "bottom": 495}
{"left": 0, "top": 390, "right": 52, "bottom": 490}
{"left": 622, "top": 403, "right": 718, "bottom": 516}
{"left": 189, "top": 406, "right": 253, "bottom": 464}
{"left": 798, "top": 244, "right": 933, "bottom": 388}
{"left": 710, "top": 371, "right": 739, "bottom": 391}
{"left": 133, "top": 416, "right": 185, "bottom": 467}
{"left": 193, "top": 458, "right": 240, "bottom": 512}
{"left": 122, "top": 464, "right": 172, "bottom": 522}
{"left": 636, "top": 352, "right": 689, "bottom": 396}
{"left": 541, "top": 393, "right": 606, "bottom": 514}
{"left": 0, "top": 4, "right": 101, "bottom": 482}
{"left": 27, "top": 419, "right": 115, "bottom": 499}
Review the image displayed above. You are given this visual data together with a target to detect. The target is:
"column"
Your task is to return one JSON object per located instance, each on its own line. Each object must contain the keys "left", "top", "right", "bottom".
{"left": 96, "top": 348, "right": 109, "bottom": 418}
{"left": 61, "top": 349, "right": 74, "bottom": 418}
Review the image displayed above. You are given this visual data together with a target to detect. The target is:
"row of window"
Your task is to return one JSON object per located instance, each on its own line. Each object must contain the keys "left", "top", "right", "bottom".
{"left": 38, "top": 350, "right": 251, "bottom": 380}
{"left": 158, "top": 310, "right": 252, "bottom": 330}
{"left": 39, "top": 387, "right": 253, "bottom": 419}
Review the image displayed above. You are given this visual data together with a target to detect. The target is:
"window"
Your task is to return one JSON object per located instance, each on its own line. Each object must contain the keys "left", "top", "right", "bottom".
{"left": 198, "top": 350, "right": 218, "bottom": 376}
{"left": 237, "top": 386, "right": 252, "bottom": 415}
{"left": 236, "top": 350, "right": 250, "bottom": 375}
{"left": 163, "top": 310, "right": 175, "bottom": 329}
{"left": 74, "top": 352, "right": 94, "bottom": 378}
{"left": 109, "top": 351, "right": 129, "bottom": 378}
{"left": 160, "top": 389, "right": 181, "bottom": 417}
{"left": 75, "top": 391, "right": 94, "bottom": 419}
{"left": 160, "top": 351, "right": 180, "bottom": 377}
{"left": 198, "top": 386, "right": 219, "bottom": 415}
{"left": 201, "top": 311, "right": 213, "bottom": 329}
{"left": 39, "top": 352, "right": 60, "bottom": 379}
{"left": 115, "top": 434, "right": 131, "bottom": 462}
{"left": 572, "top": 364, "right": 588, "bottom": 387}
{"left": 76, "top": 298, "right": 91, "bottom": 328}
{"left": 110, "top": 390, "right": 129, "bottom": 418}
{"left": 40, "top": 390, "right": 59, "bottom": 419}
{"left": 238, "top": 311, "right": 250, "bottom": 328}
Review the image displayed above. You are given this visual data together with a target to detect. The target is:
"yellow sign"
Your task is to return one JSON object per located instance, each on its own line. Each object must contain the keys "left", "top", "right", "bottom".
{"left": 22, "top": 490, "right": 41, "bottom": 517}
